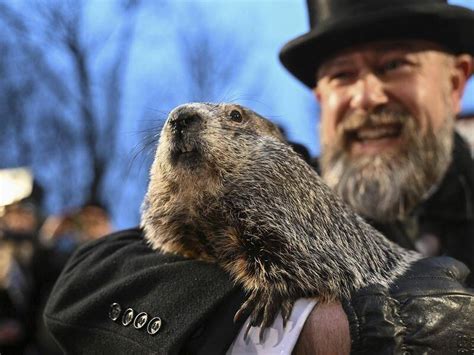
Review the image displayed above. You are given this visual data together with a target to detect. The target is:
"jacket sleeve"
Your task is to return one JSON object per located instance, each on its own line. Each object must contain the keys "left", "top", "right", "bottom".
{"left": 43, "top": 228, "right": 245, "bottom": 355}
{"left": 343, "top": 256, "right": 474, "bottom": 354}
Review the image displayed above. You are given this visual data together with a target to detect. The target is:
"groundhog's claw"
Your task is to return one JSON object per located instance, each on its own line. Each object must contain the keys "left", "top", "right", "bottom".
{"left": 236, "top": 289, "right": 296, "bottom": 342}
{"left": 280, "top": 299, "right": 295, "bottom": 327}
{"left": 233, "top": 295, "right": 255, "bottom": 323}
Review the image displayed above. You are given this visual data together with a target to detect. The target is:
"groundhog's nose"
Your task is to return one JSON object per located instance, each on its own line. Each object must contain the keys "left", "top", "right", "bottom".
{"left": 169, "top": 110, "right": 201, "bottom": 135}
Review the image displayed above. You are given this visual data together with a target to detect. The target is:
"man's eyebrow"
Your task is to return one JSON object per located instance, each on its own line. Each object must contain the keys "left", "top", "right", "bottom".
{"left": 317, "top": 42, "right": 423, "bottom": 79}
{"left": 318, "top": 58, "right": 353, "bottom": 76}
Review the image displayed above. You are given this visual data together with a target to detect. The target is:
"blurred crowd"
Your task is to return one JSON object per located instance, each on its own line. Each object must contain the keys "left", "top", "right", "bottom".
{"left": 0, "top": 167, "right": 112, "bottom": 354}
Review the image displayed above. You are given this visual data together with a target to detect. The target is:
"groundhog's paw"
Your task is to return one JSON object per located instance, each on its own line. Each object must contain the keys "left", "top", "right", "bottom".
{"left": 235, "top": 289, "right": 294, "bottom": 342}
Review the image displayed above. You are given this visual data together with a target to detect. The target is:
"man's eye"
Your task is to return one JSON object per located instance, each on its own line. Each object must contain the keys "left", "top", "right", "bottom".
{"left": 381, "top": 59, "right": 407, "bottom": 72}
{"left": 330, "top": 71, "right": 353, "bottom": 81}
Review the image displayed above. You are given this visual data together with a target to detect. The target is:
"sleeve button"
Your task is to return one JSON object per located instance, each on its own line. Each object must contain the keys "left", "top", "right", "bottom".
{"left": 109, "top": 303, "right": 122, "bottom": 321}
{"left": 147, "top": 317, "right": 162, "bottom": 335}
{"left": 122, "top": 308, "right": 135, "bottom": 326}
{"left": 134, "top": 312, "right": 149, "bottom": 329}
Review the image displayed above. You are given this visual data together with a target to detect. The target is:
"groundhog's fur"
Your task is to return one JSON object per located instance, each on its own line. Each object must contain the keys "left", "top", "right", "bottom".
{"left": 141, "top": 102, "right": 421, "bottom": 334}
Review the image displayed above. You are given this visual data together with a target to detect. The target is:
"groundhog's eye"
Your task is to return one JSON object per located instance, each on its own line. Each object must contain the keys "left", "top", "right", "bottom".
{"left": 229, "top": 110, "right": 243, "bottom": 123}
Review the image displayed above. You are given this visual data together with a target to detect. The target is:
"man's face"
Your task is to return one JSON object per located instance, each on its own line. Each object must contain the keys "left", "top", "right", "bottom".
{"left": 314, "top": 40, "right": 469, "bottom": 222}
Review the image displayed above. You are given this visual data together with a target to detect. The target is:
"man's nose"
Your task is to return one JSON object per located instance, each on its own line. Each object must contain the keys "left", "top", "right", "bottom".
{"left": 349, "top": 73, "right": 388, "bottom": 111}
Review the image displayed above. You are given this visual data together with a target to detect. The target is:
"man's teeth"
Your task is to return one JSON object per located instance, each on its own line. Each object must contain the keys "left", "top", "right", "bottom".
{"left": 355, "top": 126, "right": 400, "bottom": 140}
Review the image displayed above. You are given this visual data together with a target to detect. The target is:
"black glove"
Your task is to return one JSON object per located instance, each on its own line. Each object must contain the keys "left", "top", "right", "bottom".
{"left": 342, "top": 256, "right": 474, "bottom": 354}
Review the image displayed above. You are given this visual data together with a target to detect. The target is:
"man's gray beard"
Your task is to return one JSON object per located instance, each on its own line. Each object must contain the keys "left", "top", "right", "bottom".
{"left": 320, "top": 114, "right": 454, "bottom": 223}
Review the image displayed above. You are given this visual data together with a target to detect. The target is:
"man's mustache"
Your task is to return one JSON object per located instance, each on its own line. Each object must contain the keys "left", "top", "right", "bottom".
{"left": 339, "top": 109, "right": 410, "bottom": 135}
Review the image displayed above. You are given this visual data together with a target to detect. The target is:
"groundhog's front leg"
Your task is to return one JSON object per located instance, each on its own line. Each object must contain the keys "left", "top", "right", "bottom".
{"left": 218, "top": 227, "right": 299, "bottom": 341}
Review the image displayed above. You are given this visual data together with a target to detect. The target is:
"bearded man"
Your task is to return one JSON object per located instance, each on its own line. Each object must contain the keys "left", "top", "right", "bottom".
{"left": 313, "top": 40, "right": 474, "bottom": 274}
{"left": 44, "top": 0, "right": 474, "bottom": 353}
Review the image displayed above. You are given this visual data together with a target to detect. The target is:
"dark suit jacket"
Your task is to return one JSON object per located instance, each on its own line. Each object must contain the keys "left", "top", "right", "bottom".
{"left": 374, "top": 134, "right": 474, "bottom": 286}
{"left": 416, "top": 133, "right": 474, "bottom": 286}
{"left": 44, "top": 229, "right": 246, "bottom": 354}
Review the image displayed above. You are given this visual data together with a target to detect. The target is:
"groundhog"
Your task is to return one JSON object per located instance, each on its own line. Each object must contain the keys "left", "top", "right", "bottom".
{"left": 141, "top": 102, "right": 421, "bottom": 337}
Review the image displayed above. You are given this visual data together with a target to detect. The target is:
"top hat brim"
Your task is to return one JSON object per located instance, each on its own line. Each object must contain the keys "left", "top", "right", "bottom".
{"left": 279, "top": 4, "right": 474, "bottom": 88}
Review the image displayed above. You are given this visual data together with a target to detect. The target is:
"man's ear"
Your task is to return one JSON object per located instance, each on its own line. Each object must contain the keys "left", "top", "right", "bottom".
{"left": 313, "top": 86, "right": 322, "bottom": 103}
{"left": 451, "top": 54, "right": 473, "bottom": 114}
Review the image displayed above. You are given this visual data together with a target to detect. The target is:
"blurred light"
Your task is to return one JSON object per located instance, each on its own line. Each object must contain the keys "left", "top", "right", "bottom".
{"left": 0, "top": 167, "right": 33, "bottom": 208}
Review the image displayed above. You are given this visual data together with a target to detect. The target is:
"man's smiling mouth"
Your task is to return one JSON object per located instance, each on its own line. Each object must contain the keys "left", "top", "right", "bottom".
{"left": 347, "top": 123, "right": 404, "bottom": 154}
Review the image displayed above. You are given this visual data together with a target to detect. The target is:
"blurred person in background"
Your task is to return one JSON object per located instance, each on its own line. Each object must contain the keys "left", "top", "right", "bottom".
{"left": 32, "top": 202, "right": 112, "bottom": 354}
{"left": 0, "top": 167, "right": 44, "bottom": 354}
{"left": 38, "top": 202, "right": 112, "bottom": 275}
{"left": 0, "top": 167, "right": 112, "bottom": 354}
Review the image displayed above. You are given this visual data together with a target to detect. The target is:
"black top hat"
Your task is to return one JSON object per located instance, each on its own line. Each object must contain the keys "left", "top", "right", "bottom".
{"left": 279, "top": 0, "right": 474, "bottom": 88}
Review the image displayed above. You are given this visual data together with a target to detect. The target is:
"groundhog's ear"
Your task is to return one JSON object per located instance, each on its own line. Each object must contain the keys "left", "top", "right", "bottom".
{"left": 266, "top": 122, "right": 286, "bottom": 142}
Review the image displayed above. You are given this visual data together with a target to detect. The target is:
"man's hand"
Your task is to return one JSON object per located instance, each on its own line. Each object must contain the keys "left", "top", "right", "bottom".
{"left": 294, "top": 302, "right": 350, "bottom": 355}
{"left": 295, "top": 257, "right": 474, "bottom": 354}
